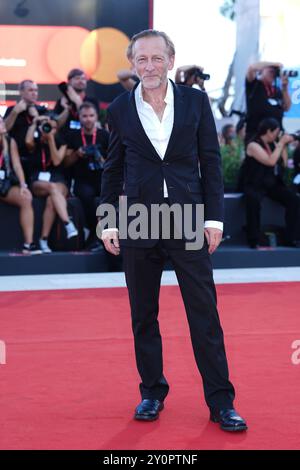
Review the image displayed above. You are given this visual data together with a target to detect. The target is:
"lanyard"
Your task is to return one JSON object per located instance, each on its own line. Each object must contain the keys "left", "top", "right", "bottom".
{"left": 41, "top": 146, "right": 49, "bottom": 171}
{"left": 81, "top": 127, "right": 97, "bottom": 146}
{"left": 26, "top": 114, "right": 34, "bottom": 125}
{"left": 264, "top": 84, "right": 275, "bottom": 98}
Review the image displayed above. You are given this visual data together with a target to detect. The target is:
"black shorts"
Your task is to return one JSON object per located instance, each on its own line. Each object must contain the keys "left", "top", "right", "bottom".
{"left": 30, "top": 170, "right": 69, "bottom": 187}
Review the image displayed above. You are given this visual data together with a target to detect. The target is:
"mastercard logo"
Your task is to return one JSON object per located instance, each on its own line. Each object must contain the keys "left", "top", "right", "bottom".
{"left": 0, "top": 25, "right": 131, "bottom": 84}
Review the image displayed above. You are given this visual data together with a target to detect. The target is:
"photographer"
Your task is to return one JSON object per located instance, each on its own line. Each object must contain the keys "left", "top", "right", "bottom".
{"left": 0, "top": 116, "right": 41, "bottom": 254}
{"left": 64, "top": 102, "right": 109, "bottom": 249}
{"left": 53, "top": 68, "right": 99, "bottom": 132}
{"left": 244, "top": 117, "right": 300, "bottom": 248}
{"left": 26, "top": 116, "right": 78, "bottom": 253}
{"left": 3, "top": 80, "right": 48, "bottom": 183}
{"left": 245, "top": 61, "right": 292, "bottom": 143}
{"left": 175, "top": 64, "right": 209, "bottom": 90}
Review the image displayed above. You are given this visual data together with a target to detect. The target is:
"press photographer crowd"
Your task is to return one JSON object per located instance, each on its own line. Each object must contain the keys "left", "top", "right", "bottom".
{"left": 1, "top": 62, "right": 300, "bottom": 254}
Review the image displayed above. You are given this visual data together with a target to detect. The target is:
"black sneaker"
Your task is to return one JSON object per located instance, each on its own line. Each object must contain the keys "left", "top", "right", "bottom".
{"left": 22, "top": 243, "right": 42, "bottom": 255}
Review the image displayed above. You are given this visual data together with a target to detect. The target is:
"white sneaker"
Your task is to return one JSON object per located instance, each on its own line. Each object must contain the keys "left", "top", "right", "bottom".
{"left": 39, "top": 239, "right": 52, "bottom": 253}
{"left": 65, "top": 220, "right": 78, "bottom": 239}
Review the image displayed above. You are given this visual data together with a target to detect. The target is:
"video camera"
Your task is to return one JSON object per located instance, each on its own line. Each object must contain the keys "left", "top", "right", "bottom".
{"left": 272, "top": 66, "right": 298, "bottom": 78}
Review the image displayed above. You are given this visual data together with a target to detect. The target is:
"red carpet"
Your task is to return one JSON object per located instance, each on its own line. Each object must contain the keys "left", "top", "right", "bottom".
{"left": 0, "top": 282, "right": 300, "bottom": 450}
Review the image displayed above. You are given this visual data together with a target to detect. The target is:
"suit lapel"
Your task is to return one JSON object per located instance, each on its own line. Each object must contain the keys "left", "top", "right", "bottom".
{"left": 164, "top": 82, "right": 185, "bottom": 160}
{"left": 128, "top": 84, "right": 162, "bottom": 162}
{"left": 127, "top": 80, "right": 186, "bottom": 162}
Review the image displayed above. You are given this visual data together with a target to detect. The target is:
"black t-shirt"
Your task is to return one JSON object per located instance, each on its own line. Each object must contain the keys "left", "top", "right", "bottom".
{"left": 245, "top": 78, "right": 284, "bottom": 140}
{"left": 4, "top": 105, "right": 48, "bottom": 156}
{"left": 53, "top": 95, "right": 99, "bottom": 133}
{"left": 65, "top": 128, "right": 109, "bottom": 182}
{"left": 30, "top": 132, "right": 66, "bottom": 174}
{"left": 244, "top": 139, "right": 284, "bottom": 190}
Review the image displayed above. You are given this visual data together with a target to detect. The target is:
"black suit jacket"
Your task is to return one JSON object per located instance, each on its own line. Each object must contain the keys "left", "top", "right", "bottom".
{"left": 100, "top": 81, "right": 224, "bottom": 247}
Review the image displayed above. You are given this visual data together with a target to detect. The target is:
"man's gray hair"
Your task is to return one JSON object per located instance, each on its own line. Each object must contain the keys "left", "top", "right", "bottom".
{"left": 18, "top": 79, "right": 35, "bottom": 91}
{"left": 127, "top": 29, "right": 175, "bottom": 60}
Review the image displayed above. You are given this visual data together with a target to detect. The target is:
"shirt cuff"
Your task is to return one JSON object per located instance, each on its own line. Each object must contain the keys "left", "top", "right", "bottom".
{"left": 102, "top": 228, "right": 119, "bottom": 233}
{"left": 204, "top": 220, "right": 223, "bottom": 231}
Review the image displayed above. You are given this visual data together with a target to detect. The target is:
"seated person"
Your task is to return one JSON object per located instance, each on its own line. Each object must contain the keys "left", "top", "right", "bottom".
{"left": 0, "top": 115, "right": 41, "bottom": 254}
{"left": 25, "top": 116, "right": 78, "bottom": 253}
{"left": 64, "top": 102, "right": 109, "bottom": 249}
{"left": 3, "top": 79, "right": 48, "bottom": 184}
{"left": 244, "top": 117, "right": 300, "bottom": 248}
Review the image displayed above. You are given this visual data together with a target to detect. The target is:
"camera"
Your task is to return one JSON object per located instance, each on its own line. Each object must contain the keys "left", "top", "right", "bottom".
{"left": 272, "top": 66, "right": 298, "bottom": 78}
{"left": 41, "top": 121, "right": 52, "bottom": 134}
{"left": 82, "top": 144, "right": 104, "bottom": 171}
{"left": 39, "top": 112, "right": 59, "bottom": 134}
{"left": 58, "top": 81, "right": 77, "bottom": 112}
{"left": 191, "top": 67, "right": 210, "bottom": 81}
{"left": 185, "top": 67, "right": 210, "bottom": 82}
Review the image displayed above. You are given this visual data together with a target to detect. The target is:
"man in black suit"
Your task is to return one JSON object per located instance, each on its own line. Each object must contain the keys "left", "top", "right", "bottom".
{"left": 100, "top": 29, "right": 247, "bottom": 432}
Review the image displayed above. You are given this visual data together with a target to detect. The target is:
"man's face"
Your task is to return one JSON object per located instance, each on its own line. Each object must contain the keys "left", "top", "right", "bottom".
{"left": 261, "top": 67, "right": 277, "bottom": 85}
{"left": 69, "top": 73, "right": 87, "bottom": 92}
{"left": 79, "top": 107, "right": 97, "bottom": 130}
{"left": 21, "top": 82, "right": 38, "bottom": 104}
{"left": 131, "top": 36, "right": 174, "bottom": 90}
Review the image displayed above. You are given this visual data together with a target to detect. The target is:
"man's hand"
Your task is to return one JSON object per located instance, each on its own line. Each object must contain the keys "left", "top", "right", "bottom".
{"left": 27, "top": 105, "right": 39, "bottom": 119}
{"left": 14, "top": 99, "right": 28, "bottom": 114}
{"left": 280, "top": 73, "right": 289, "bottom": 90}
{"left": 76, "top": 147, "right": 86, "bottom": 158}
{"left": 204, "top": 227, "right": 223, "bottom": 254}
{"left": 101, "top": 230, "right": 120, "bottom": 256}
{"left": 66, "top": 86, "right": 82, "bottom": 108}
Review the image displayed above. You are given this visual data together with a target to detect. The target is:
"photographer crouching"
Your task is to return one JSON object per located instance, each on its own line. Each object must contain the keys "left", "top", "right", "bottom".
{"left": 26, "top": 115, "right": 78, "bottom": 253}
{"left": 64, "top": 102, "right": 109, "bottom": 250}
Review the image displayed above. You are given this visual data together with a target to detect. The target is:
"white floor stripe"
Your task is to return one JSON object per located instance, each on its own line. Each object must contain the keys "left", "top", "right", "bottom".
{"left": 0, "top": 267, "right": 300, "bottom": 292}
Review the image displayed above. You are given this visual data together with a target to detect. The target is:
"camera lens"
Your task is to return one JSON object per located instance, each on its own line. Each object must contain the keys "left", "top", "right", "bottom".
{"left": 41, "top": 122, "right": 52, "bottom": 134}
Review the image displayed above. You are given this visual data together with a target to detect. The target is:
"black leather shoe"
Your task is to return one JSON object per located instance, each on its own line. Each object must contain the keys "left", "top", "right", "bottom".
{"left": 134, "top": 399, "right": 164, "bottom": 421}
{"left": 210, "top": 408, "right": 248, "bottom": 432}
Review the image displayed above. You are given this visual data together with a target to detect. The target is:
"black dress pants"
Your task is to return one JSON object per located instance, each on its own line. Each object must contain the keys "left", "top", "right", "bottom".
{"left": 74, "top": 179, "right": 100, "bottom": 232}
{"left": 122, "top": 238, "right": 235, "bottom": 410}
